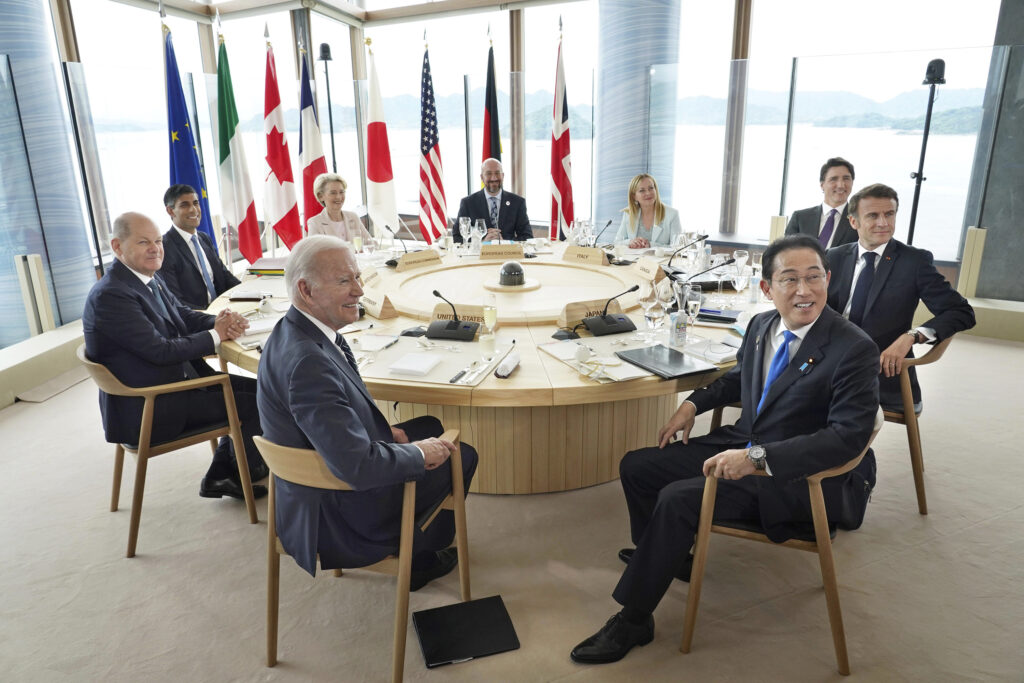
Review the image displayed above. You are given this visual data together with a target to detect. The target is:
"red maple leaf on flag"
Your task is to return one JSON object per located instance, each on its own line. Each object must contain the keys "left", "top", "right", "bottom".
{"left": 265, "top": 127, "right": 294, "bottom": 184}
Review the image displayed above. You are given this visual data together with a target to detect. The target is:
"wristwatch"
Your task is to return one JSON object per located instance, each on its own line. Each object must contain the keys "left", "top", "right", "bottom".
{"left": 747, "top": 445, "right": 767, "bottom": 471}
{"left": 906, "top": 329, "right": 922, "bottom": 344}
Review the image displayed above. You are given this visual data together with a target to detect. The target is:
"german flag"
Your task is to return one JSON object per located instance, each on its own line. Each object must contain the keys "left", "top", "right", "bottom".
{"left": 482, "top": 45, "right": 501, "bottom": 162}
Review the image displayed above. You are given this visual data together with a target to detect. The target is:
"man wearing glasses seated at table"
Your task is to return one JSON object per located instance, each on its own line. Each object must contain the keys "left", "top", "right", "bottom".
{"left": 256, "top": 235, "right": 478, "bottom": 589}
{"left": 570, "top": 234, "right": 879, "bottom": 665}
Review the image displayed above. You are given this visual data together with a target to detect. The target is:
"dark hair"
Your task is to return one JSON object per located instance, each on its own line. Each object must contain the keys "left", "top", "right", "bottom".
{"left": 819, "top": 157, "right": 855, "bottom": 183}
{"left": 763, "top": 234, "right": 829, "bottom": 283}
{"left": 163, "top": 184, "right": 197, "bottom": 207}
{"left": 848, "top": 183, "right": 899, "bottom": 218}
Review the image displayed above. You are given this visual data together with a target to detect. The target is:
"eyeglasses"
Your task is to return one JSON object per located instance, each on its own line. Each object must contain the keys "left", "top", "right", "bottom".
{"left": 771, "top": 273, "right": 826, "bottom": 291}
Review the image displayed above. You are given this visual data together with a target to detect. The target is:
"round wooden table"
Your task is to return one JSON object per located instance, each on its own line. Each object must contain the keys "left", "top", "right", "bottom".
{"left": 218, "top": 243, "right": 743, "bottom": 494}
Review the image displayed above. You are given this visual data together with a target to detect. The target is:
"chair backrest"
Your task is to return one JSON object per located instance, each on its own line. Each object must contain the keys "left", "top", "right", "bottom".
{"left": 253, "top": 436, "right": 352, "bottom": 491}
{"left": 808, "top": 407, "right": 885, "bottom": 483}
{"left": 77, "top": 343, "right": 138, "bottom": 397}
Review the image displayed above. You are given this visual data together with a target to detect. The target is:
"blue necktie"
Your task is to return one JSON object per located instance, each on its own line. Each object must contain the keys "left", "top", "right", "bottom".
{"left": 191, "top": 234, "right": 217, "bottom": 303}
{"left": 819, "top": 208, "right": 837, "bottom": 247}
{"left": 335, "top": 333, "right": 360, "bottom": 375}
{"left": 146, "top": 280, "right": 171, "bottom": 321}
{"left": 848, "top": 252, "right": 878, "bottom": 327}
{"left": 757, "top": 330, "right": 797, "bottom": 414}
{"left": 489, "top": 196, "right": 499, "bottom": 230}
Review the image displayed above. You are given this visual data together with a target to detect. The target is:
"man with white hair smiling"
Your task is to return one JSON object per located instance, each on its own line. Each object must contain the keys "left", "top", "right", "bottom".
{"left": 256, "top": 235, "right": 477, "bottom": 588}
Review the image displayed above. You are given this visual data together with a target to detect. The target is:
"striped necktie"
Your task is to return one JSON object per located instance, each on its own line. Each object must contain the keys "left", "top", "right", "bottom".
{"left": 335, "top": 333, "right": 359, "bottom": 374}
{"left": 489, "top": 196, "right": 499, "bottom": 230}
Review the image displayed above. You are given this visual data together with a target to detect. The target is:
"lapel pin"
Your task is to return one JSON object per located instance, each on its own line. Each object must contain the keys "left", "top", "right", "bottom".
{"left": 505, "top": 200, "right": 510, "bottom": 206}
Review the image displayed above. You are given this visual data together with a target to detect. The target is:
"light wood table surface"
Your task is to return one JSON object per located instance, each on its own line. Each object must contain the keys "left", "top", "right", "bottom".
{"left": 217, "top": 243, "right": 758, "bottom": 494}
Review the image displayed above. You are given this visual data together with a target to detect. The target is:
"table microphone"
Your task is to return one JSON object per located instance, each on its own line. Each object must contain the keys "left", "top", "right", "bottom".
{"left": 426, "top": 289, "right": 479, "bottom": 341}
{"left": 665, "top": 234, "right": 709, "bottom": 270}
{"left": 384, "top": 225, "right": 407, "bottom": 267}
{"left": 594, "top": 219, "right": 613, "bottom": 245}
{"left": 663, "top": 254, "right": 734, "bottom": 282}
{"left": 583, "top": 284, "right": 640, "bottom": 336}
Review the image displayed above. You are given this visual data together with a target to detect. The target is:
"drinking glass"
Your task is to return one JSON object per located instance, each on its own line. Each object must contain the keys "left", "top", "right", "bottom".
{"left": 751, "top": 251, "right": 763, "bottom": 275}
{"left": 473, "top": 219, "right": 487, "bottom": 251}
{"left": 684, "top": 284, "right": 703, "bottom": 342}
{"left": 708, "top": 253, "right": 728, "bottom": 307}
{"left": 483, "top": 293, "right": 497, "bottom": 330}
{"left": 352, "top": 234, "right": 363, "bottom": 254}
{"left": 637, "top": 282, "right": 663, "bottom": 344}
{"left": 458, "top": 217, "right": 472, "bottom": 252}
{"left": 732, "top": 265, "right": 751, "bottom": 294}
{"left": 732, "top": 249, "right": 749, "bottom": 273}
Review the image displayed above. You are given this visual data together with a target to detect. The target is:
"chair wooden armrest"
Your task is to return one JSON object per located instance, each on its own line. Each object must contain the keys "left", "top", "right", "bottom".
{"left": 901, "top": 335, "right": 954, "bottom": 370}
{"left": 77, "top": 344, "right": 232, "bottom": 399}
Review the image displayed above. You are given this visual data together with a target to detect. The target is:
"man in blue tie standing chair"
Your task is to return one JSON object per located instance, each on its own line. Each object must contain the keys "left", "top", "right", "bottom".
{"left": 571, "top": 234, "right": 880, "bottom": 664}
{"left": 159, "top": 184, "right": 241, "bottom": 310}
{"left": 256, "top": 235, "right": 478, "bottom": 586}
{"left": 455, "top": 158, "right": 532, "bottom": 242}
{"left": 82, "top": 212, "right": 267, "bottom": 501}
{"left": 826, "top": 182, "right": 975, "bottom": 412}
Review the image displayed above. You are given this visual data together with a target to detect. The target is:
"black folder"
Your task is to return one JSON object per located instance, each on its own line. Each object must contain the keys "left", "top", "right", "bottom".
{"left": 412, "top": 595, "right": 519, "bottom": 668}
{"left": 615, "top": 344, "right": 718, "bottom": 379}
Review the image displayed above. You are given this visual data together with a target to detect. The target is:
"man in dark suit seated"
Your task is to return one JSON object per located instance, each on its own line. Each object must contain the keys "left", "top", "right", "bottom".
{"left": 256, "top": 235, "right": 478, "bottom": 589}
{"left": 83, "top": 212, "right": 268, "bottom": 501}
{"left": 159, "top": 184, "right": 241, "bottom": 309}
{"left": 455, "top": 158, "right": 532, "bottom": 242}
{"left": 785, "top": 157, "right": 859, "bottom": 248}
{"left": 826, "top": 183, "right": 975, "bottom": 412}
{"left": 571, "top": 235, "right": 879, "bottom": 664}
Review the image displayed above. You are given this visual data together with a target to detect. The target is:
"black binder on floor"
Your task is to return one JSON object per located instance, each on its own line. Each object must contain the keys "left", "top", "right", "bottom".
{"left": 412, "top": 595, "right": 519, "bottom": 668}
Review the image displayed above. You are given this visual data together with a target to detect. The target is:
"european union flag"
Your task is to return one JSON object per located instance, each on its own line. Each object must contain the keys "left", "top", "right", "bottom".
{"left": 164, "top": 28, "right": 217, "bottom": 250}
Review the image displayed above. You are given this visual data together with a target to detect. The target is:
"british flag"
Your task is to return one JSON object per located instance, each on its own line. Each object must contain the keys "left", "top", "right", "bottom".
{"left": 418, "top": 48, "right": 447, "bottom": 243}
{"left": 550, "top": 39, "right": 573, "bottom": 240}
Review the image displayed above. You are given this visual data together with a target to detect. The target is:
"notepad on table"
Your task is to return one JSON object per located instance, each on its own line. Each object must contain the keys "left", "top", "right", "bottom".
{"left": 388, "top": 353, "right": 441, "bottom": 377}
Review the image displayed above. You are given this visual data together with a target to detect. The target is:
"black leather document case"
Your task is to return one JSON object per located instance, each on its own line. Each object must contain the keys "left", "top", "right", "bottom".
{"left": 412, "top": 595, "right": 519, "bottom": 668}
{"left": 615, "top": 344, "right": 718, "bottom": 379}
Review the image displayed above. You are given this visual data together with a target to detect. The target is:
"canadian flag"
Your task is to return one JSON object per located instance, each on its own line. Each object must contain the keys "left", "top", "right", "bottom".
{"left": 365, "top": 51, "right": 399, "bottom": 239}
{"left": 298, "top": 49, "right": 327, "bottom": 234}
{"left": 263, "top": 39, "right": 301, "bottom": 249}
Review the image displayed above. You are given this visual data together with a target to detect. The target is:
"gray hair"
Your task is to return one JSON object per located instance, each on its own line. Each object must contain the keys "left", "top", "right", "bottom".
{"left": 313, "top": 173, "right": 347, "bottom": 204}
{"left": 111, "top": 212, "right": 152, "bottom": 242}
{"left": 285, "top": 234, "right": 351, "bottom": 301}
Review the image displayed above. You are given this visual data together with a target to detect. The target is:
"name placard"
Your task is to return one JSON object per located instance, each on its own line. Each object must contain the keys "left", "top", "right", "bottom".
{"left": 360, "top": 287, "right": 397, "bottom": 319}
{"left": 562, "top": 245, "right": 609, "bottom": 266}
{"left": 634, "top": 257, "right": 667, "bottom": 282}
{"left": 558, "top": 299, "right": 624, "bottom": 330}
{"left": 480, "top": 243, "right": 525, "bottom": 260}
{"left": 431, "top": 302, "right": 485, "bottom": 325}
{"left": 360, "top": 265, "right": 381, "bottom": 288}
{"left": 395, "top": 249, "right": 443, "bottom": 272}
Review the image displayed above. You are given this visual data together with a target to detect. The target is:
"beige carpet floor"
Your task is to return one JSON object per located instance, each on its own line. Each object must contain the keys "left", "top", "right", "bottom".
{"left": 1, "top": 333, "right": 1021, "bottom": 682}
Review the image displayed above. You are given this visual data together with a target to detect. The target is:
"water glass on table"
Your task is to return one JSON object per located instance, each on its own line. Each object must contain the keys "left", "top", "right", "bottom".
{"left": 458, "top": 217, "right": 472, "bottom": 252}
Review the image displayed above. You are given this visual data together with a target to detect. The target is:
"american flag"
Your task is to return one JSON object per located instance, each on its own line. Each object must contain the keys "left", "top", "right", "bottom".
{"left": 418, "top": 48, "right": 448, "bottom": 243}
{"left": 550, "top": 39, "right": 573, "bottom": 240}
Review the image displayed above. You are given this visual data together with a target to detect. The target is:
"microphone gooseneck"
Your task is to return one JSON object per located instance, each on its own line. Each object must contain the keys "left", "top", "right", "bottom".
{"left": 602, "top": 284, "right": 640, "bottom": 317}
{"left": 667, "top": 234, "right": 709, "bottom": 266}
{"left": 684, "top": 257, "right": 735, "bottom": 282}
{"left": 385, "top": 225, "right": 407, "bottom": 253}
{"left": 433, "top": 289, "right": 461, "bottom": 322}
{"left": 594, "top": 219, "right": 613, "bottom": 243}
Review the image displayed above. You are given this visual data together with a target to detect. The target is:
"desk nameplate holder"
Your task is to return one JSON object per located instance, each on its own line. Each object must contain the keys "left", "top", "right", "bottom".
{"left": 395, "top": 249, "right": 443, "bottom": 272}
{"left": 562, "top": 246, "right": 609, "bottom": 266}
{"left": 634, "top": 257, "right": 667, "bottom": 283}
{"left": 361, "top": 265, "right": 381, "bottom": 288}
{"left": 360, "top": 287, "right": 397, "bottom": 319}
{"left": 558, "top": 299, "right": 624, "bottom": 330}
{"left": 479, "top": 244, "right": 525, "bottom": 260}
{"left": 430, "top": 303, "right": 485, "bottom": 340}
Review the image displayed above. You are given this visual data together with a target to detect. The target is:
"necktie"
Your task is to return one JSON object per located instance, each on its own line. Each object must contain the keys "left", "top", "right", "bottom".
{"left": 335, "top": 333, "right": 360, "bottom": 375}
{"left": 757, "top": 330, "right": 797, "bottom": 414}
{"left": 819, "top": 208, "right": 837, "bottom": 247}
{"left": 146, "top": 280, "right": 171, "bottom": 321}
{"left": 191, "top": 234, "right": 217, "bottom": 303}
{"left": 489, "top": 196, "right": 499, "bottom": 230}
{"left": 848, "top": 252, "right": 878, "bottom": 326}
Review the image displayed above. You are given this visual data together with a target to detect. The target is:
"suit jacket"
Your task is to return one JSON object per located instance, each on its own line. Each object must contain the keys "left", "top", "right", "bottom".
{"left": 786, "top": 205, "right": 858, "bottom": 247}
{"left": 82, "top": 259, "right": 218, "bottom": 445}
{"left": 256, "top": 307, "right": 427, "bottom": 575}
{"left": 455, "top": 189, "right": 532, "bottom": 242}
{"left": 826, "top": 239, "right": 975, "bottom": 403}
{"left": 612, "top": 206, "right": 682, "bottom": 247}
{"left": 305, "top": 207, "right": 373, "bottom": 243}
{"left": 688, "top": 306, "right": 879, "bottom": 540}
{"left": 160, "top": 228, "right": 240, "bottom": 309}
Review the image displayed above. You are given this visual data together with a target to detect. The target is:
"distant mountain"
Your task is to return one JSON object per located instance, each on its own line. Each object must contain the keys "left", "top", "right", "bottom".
{"left": 816, "top": 106, "right": 983, "bottom": 134}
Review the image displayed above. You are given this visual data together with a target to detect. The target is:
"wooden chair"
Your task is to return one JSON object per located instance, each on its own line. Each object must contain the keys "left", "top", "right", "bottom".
{"left": 882, "top": 335, "right": 955, "bottom": 515}
{"left": 255, "top": 430, "right": 471, "bottom": 683}
{"left": 708, "top": 402, "right": 742, "bottom": 431}
{"left": 77, "top": 344, "right": 258, "bottom": 557}
{"left": 681, "top": 408, "right": 884, "bottom": 676}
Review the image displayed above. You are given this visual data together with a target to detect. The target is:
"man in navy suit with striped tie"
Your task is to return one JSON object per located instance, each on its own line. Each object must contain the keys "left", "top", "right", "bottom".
{"left": 82, "top": 212, "right": 267, "bottom": 501}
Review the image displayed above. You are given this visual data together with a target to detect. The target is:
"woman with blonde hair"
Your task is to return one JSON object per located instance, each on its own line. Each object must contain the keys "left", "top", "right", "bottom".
{"left": 612, "top": 173, "right": 681, "bottom": 249}
{"left": 305, "top": 173, "right": 373, "bottom": 245}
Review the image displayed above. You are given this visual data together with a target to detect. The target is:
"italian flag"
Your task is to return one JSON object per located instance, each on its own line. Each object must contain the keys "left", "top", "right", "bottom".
{"left": 216, "top": 37, "right": 261, "bottom": 263}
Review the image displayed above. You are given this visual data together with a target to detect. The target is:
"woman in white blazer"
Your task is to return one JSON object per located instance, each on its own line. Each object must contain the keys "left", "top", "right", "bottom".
{"left": 305, "top": 173, "right": 373, "bottom": 245}
{"left": 612, "top": 173, "right": 681, "bottom": 248}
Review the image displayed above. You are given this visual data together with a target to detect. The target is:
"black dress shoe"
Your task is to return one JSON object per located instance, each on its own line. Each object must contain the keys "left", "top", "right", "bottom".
{"left": 618, "top": 547, "right": 693, "bottom": 582}
{"left": 570, "top": 612, "right": 654, "bottom": 664}
{"left": 200, "top": 476, "right": 268, "bottom": 500}
{"left": 409, "top": 547, "right": 459, "bottom": 592}
{"left": 248, "top": 462, "right": 270, "bottom": 481}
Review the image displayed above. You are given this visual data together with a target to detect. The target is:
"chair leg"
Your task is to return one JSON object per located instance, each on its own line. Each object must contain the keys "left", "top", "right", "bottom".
{"left": 905, "top": 413, "right": 928, "bottom": 515}
{"left": 681, "top": 476, "right": 718, "bottom": 654}
{"left": 209, "top": 438, "right": 218, "bottom": 455}
{"left": 110, "top": 445, "right": 125, "bottom": 512}
{"left": 808, "top": 482, "right": 850, "bottom": 676}
{"left": 709, "top": 406, "right": 724, "bottom": 431}
{"left": 333, "top": 569, "right": 343, "bottom": 577}
{"left": 126, "top": 453, "right": 148, "bottom": 558}
{"left": 267, "top": 478, "right": 280, "bottom": 667}
{"left": 450, "top": 446, "right": 471, "bottom": 602}
{"left": 391, "top": 483, "right": 417, "bottom": 683}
